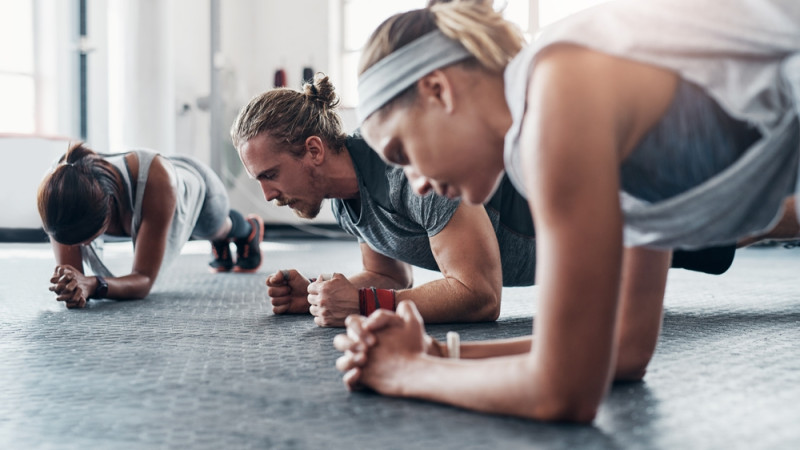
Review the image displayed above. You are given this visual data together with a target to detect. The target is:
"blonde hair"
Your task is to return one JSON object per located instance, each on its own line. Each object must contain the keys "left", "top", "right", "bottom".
{"left": 360, "top": 0, "right": 523, "bottom": 77}
{"left": 230, "top": 73, "right": 348, "bottom": 156}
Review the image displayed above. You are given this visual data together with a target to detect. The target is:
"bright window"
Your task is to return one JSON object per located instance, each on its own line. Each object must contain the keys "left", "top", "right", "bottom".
{"left": 539, "top": 0, "right": 610, "bottom": 28}
{"left": 338, "top": 0, "right": 609, "bottom": 108}
{"left": 339, "top": 0, "right": 529, "bottom": 108}
{"left": 0, "top": 0, "right": 36, "bottom": 133}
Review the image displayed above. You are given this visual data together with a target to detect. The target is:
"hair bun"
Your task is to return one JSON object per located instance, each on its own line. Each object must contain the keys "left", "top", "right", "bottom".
{"left": 302, "top": 73, "right": 340, "bottom": 110}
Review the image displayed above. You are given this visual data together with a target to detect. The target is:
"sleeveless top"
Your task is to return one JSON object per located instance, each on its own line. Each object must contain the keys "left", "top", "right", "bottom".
{"left": 503, "top": 0, "right": 800, "bottom": 249}
{"left": 80, "top": 149, "right": 207, "bottom": 279}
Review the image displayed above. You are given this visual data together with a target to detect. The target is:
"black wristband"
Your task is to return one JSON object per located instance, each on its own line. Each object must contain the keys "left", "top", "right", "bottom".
{"left": 92, "top": 275, "right": 108, "bottom": 299}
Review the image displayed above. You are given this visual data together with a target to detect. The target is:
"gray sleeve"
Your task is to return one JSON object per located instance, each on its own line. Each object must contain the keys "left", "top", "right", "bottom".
{"left": 389, "top": 170, "right": 460, "bottom": 237}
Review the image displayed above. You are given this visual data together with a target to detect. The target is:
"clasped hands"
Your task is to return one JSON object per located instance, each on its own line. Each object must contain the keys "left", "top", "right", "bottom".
{"left": 333, "top": 300, "right": 445, "bottom": 394}
{"left": 49, "top": 265, "right": 92, "bottom": 309}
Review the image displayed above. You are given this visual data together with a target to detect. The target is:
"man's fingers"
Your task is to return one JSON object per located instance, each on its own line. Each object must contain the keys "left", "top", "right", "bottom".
{"left": 272, "top": 304, "right": 290, "bottom": 315}
{"left": 266, "top": 270, "right": 291, "bottom": 287}
{"left": 267, "top": 285, "right": 290, "bottom": 297}
{"left": 270, "top": 296, "right": 291, "bottom": 307}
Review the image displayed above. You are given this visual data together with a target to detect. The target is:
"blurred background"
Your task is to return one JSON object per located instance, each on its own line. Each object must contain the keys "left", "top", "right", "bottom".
{"left": 0, "top": 0, "right": 607, "bottom": 240}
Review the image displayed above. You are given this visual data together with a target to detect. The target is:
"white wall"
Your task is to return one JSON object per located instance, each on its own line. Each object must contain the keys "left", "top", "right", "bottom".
{"left": 0, "top": 136, "right": 73, "bottom": 228}
{"left": 217, "top": 0, "right": 340, "bottom": 224}
{"left": 90, "top": 0, "right": 342, "bottom": 225}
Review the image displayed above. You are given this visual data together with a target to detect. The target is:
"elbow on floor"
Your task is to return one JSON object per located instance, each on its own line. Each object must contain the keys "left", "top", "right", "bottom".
{"left": 125, "top": 279, "right": 155, "bottom": 300}
{"left": 614, "top": 350, "right": 654, "bottom": 382}
{"left": 615, "top": 363, "right": 648, "bottom": 382}
{"left": 530, "top": 396, "right": 600, "bottom": 424}
{"left": 468, "top": 291, "right": 501, "bottom": 322}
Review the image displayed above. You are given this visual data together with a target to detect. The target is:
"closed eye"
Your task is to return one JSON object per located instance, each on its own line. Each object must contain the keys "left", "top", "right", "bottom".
{"left": 257, "top": 170, "right": 277, "bottom": 181}
{"left": 384, "top": 142, "right": 409, "bottom": 167}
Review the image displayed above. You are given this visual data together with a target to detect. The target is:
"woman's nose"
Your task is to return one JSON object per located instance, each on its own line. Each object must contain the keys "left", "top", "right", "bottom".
{"left": 405, "top": 167, "right": 432, "bottom": 196}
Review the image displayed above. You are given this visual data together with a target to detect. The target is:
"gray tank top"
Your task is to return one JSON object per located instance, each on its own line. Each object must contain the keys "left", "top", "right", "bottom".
{"left": 81, "top": 149, "right": 206, "bottom": 279}
{"left": 503, "top": 0, "right": 800, "bottom": 250}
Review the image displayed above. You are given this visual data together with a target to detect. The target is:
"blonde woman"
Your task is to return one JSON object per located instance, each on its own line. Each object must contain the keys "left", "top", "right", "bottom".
{"left": 231, "top": 75, "right": 744, "bottom": 327}
{"left": 334, "top": 0, "right": 800, "bottom": 421}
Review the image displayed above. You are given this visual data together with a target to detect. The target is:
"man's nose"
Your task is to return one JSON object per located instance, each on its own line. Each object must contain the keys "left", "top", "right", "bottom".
{"left": 260, "top": 182, "right": 280, "bottom": 202}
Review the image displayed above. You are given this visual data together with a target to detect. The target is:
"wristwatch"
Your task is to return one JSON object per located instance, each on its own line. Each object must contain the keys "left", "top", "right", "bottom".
{"left": 92, "top": 275, "right": 108, "bottom": 299}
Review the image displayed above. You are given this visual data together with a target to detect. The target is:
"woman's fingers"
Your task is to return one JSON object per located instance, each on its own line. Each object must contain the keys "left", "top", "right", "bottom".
{"left": 65, "top": 277, "right": 78, "bottom": 293}
{"left": 335, "top": 350, "right": 365, "bottom": 372}
{"left": 342, "top": 368, "right": 362, "bottom": 391}
{"left": 65, "top": 298, "right": 86, "bottom": 309}
{"left": 345, "top": 315, "right": 375, "bottom": 347}
{"left": 363, "top": 309, "right": 405, "bottom": 332}
{"left": 333, "top": 333, "right": 354, "bottom": 352}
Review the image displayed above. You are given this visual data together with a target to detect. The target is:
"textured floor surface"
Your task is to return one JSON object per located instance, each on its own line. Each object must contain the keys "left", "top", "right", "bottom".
{"left": 0, "top": 239, "right": 798, "bottom": 449}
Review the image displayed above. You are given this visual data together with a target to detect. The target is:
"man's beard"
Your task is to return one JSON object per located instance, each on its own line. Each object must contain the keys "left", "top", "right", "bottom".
{"left": 280, "top": 164, "right": 323, "bottom": 219}
{"left": 291, "top": 199, "right": 322, "bottom": 219}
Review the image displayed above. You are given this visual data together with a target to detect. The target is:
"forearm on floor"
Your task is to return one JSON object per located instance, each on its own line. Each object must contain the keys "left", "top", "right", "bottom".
{"left": 102, "top": 273, "right": 156, "bottom": 300}
{"left": 456, "top": 335, "right": 533, "bottom": 359}
{"left": 399, "top": 353, "right": 591, "bottom": 422}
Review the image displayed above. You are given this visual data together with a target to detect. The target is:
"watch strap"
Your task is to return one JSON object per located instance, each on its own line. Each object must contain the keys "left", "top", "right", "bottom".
{"left": 92, "top": 275, "right": 108, "bottom": 299}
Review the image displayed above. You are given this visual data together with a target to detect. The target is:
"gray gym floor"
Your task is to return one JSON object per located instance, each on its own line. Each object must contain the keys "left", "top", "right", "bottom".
{"left": 1, "top": 237, "right": 798, "bottom": 449}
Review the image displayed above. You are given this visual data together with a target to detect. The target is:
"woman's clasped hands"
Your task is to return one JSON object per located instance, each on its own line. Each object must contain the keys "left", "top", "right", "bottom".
{"left": 49, "top": 265, "right": 92, "bottom": 309}
{"left": 333, "top": 300, "right": 444, "bottom": 395}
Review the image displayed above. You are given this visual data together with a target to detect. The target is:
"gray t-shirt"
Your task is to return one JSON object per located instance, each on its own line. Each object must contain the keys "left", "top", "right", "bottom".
{"left": 332, "top": 135, "right": 536, "bottom": 286}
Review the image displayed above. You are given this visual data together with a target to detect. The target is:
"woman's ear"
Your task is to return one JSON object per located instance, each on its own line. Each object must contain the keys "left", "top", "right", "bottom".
{"left": 417, "top": 69, "right": 455, "bottom": 114}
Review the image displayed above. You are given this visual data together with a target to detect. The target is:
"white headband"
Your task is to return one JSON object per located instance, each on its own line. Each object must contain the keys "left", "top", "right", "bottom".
{"left": 356, "top": 30, "right": 472, "bottom": 124}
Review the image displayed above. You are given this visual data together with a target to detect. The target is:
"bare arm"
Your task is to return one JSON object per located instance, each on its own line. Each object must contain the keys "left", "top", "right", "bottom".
{"left": 348, "top": 242, "right": 415, "bottom": 289}
{"left": 395, "top": 201, "right": 503, "bottom": 323}
{"left": 337, "top": 47, "right": 679, "bottom": 421}
{"left": 109, "top": 155, "right": 176, "bottom": 299}
{"left": 614, "top": 246, "right": 671, "bottom": 380}
{"left": 52, "top": 240, "right": 84, "bottom": 270}
{"left": 308, "top": 202, "right": 502, "bottom": 326}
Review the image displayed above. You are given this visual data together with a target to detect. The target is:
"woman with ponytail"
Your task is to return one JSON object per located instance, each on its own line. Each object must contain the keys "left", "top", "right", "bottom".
{"left": 38, "top": 142, "right": 264, "bottom": 307}
{"left": 333, "top": 0, "right": 800, "bottom": 421}
{"left": 233, "top": 72, "right": 757, "bottom": 328}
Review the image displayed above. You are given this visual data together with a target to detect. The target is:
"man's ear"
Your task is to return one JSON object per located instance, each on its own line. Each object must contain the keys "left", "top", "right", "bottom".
{"left": 305, "top": 136, "right": 325, "bottom": 164}
{"left": 417, "top": 69, "right": 455, "bottom": 114}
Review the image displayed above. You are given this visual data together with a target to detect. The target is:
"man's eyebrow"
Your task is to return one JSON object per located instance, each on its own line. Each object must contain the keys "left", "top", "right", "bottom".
{"left": 254, "top": 165, "right": 279, "bottom": 179}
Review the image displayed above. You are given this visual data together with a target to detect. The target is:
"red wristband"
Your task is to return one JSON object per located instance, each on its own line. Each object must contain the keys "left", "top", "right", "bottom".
{"left": 358, "top": 288, "right": 396, "bottom": 316}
